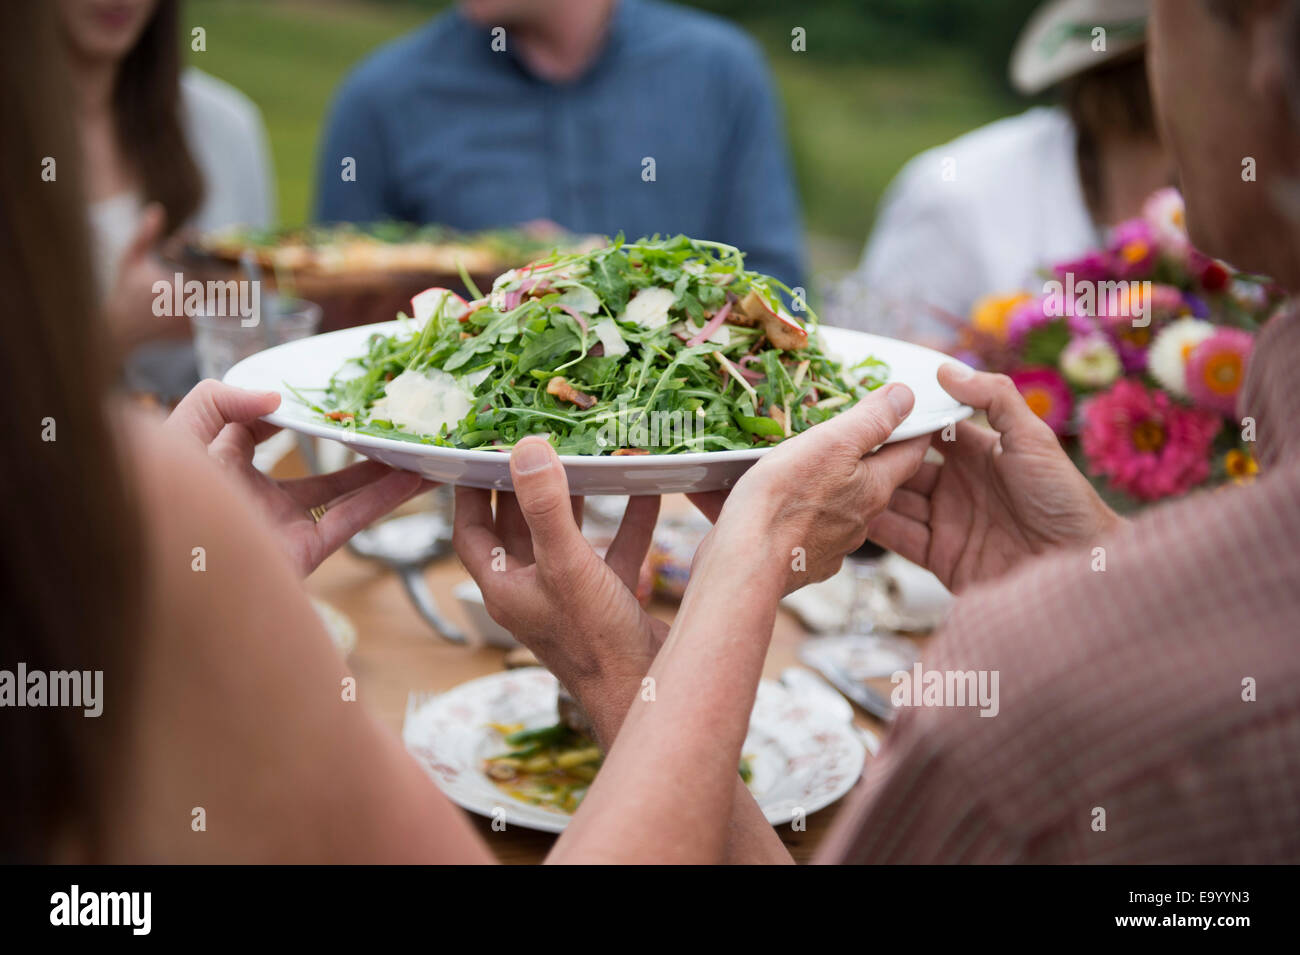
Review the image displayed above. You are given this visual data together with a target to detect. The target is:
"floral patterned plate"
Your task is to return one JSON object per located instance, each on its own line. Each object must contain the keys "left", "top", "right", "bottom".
{"left": 402, "top": 668, "right": 867, "bottom": 834}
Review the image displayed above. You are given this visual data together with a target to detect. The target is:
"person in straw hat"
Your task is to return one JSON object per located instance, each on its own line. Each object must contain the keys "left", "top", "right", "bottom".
{"left": 839, "top": 0, "right": 1171, "bottom": 344}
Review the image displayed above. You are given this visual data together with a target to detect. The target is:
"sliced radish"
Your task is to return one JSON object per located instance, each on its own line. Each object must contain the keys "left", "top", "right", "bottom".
{"left": 768, "top": 306, "right": 809, "bottom": 351}
{"left": 732, "top": 289, "right": 807, "bottom": 351}
{"left": 411, "top": 287, "right": 468, "bottom": 328}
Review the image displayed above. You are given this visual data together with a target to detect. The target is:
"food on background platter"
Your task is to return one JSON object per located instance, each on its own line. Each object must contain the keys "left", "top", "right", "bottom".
{"left": 302, "top": 235, "right": 888, "bottom": 455}
{"left": 192, "top": 221, "right": 599, "bottom": 280}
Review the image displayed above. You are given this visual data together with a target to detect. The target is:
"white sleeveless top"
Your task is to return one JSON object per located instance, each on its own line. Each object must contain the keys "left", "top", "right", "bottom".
{"left": 88, "top": 68, "right": 275, "bottom": 294}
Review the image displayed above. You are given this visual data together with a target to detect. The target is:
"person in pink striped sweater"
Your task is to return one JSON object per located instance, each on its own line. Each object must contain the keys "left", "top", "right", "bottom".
{"left": 457, "top": 0, "right": 1300, "bottom": 862}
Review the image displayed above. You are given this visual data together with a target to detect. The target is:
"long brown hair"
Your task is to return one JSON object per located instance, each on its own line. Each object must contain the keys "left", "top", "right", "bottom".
{"left": 0, "top": 1, "right": 140, "bottom": 861}
{"left": 115, "top": 0, "right": 204, "bottom": 232}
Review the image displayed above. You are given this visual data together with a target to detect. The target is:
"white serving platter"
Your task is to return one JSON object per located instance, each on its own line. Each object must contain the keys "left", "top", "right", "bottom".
{"left": 225, "top": 321, "right": 972, "bottom": 495}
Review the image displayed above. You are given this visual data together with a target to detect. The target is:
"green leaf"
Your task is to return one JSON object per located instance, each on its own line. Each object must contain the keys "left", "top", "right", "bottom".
{"left": 313, "top": 235, "right": 884, "bottom": 456}
{"left": 1021, "top": 320, "right": 1072, "bottom": 367}
{"left": 519, "top": 324, "right": 582, "bottom": 373}
{"left": 736, "top": 414, "right": 784, "bottom": 437}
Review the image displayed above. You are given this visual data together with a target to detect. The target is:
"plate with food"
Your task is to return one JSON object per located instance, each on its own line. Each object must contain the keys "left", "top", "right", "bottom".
{"left": 224, "top": 235, "right": 972, "bottom": 494}
{"left": 402, "top": 668, "right": 867, "bottom": 833}
{"left": 188, "top": 221, "right": 596, "bottom": 280}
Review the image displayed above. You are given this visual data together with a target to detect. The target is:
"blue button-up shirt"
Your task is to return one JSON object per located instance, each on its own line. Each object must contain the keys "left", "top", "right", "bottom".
{"left": 313, "top": 0, "right": 806, "bottom": 291}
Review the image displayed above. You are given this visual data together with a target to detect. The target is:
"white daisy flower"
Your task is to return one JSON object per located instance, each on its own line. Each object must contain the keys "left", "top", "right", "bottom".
{"left": 1060, "top": 334, "right": 1122, "bottom": 390}
{"left": 1143, "top": 187, "right": 1190, "bottom": 251}
{"left": 1148, "top": 317, "right": 1215, "bottom": 396}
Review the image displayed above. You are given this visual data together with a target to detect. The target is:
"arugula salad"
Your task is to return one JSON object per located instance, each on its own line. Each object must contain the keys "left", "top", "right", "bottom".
{"left": 307, "top": 235, "right": 888, "bottom": 455}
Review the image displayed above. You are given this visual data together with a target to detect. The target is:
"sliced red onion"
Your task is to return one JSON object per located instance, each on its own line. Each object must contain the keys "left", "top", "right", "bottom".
{"left": 558, "top": 304, "right": 589, "bottom": 334}
{"left": 686, "top": 300, "right": 733, "bottom": 347}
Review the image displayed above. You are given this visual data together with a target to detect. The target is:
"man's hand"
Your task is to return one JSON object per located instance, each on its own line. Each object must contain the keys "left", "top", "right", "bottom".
{"left": 452, "top": 437, "right": 663, "bottom": 745}
{"left": 691, "top": 383, "right": 929, "bottom": 596}
{"left": 867, "top": 364, "right": 1121, "bottom": 592}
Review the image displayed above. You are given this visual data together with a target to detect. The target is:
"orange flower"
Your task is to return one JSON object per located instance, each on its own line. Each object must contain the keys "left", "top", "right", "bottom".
{"left": 971, "top": 293, "right": 1031, "bottom": 341}
{"left": 1120, "top": 239, "right": 1152, "bottom": 266}
{"left": 1225, "top": 449, "right": 1259, "bottom": 483}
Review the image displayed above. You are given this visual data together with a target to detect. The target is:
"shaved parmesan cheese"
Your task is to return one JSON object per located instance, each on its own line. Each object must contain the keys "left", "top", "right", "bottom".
{"left": 621, "top": 286, "right": 677, "bottom": 330}
{"left": 594, "top": 317, "right": 629, "bottom": 357}
{"left": 373, "top": 368, "right": 472, "bottom": 437}
{"left": 464, "top": 366, "right": 493, "bottom": 390}
{"left": 557, "top": 284, "right": 600, "bottom": 315}
{"left": 491, "top": 268, "right": 522, "bottom": 291}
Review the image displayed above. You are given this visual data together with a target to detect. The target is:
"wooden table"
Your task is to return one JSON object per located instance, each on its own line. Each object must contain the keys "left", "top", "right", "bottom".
{"left": 302, "top": 493, "right": 890, "bottom": 864}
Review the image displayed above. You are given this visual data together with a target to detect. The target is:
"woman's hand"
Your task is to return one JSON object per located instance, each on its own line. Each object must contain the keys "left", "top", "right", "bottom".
{"left": 867, "top": 364, "right": 1122, "bottom": 592}
{"left": 103, "top": 202, "right": 182, "bottom": 350}
{"left": 693, "top": 384, "right": 930, "bottom": 596}
{"left": 542, "top": 391, "right": 921, "bottom": 864}
{"left": 453, "top": 438, "right": 662, "bottom": 745}
{"left": 166, "top": 380, "right": 429, "bottom": 577}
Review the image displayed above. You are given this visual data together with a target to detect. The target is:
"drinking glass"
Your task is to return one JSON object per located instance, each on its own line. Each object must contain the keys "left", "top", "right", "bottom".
{"left": 190, "top": 295, "right": 322, "bottom": 381}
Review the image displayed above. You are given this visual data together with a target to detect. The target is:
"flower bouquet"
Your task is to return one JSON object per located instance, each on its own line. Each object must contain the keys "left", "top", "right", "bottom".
{"left": 956, "top": 189, "right": 1286, "bottom": 508}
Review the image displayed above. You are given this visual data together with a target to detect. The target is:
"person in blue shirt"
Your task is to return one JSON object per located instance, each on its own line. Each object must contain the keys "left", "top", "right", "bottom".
{"left": 313, "top": 0, "right": 807, "bottom": 293}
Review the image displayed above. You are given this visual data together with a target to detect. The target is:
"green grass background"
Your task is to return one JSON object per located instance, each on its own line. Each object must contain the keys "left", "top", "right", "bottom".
{"left": 184, "top": 0, "right": 1026, "bottom": 274}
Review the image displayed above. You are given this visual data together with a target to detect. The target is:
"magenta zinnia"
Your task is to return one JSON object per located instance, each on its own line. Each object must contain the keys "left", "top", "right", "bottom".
{"left": 1081, "top": 380, "right": 1221, "bottom": 501}
{"left": 1010, "top": 366, "right": 1073, "bottom": 435}
{"left": 1185, "top": 327, "right": 1254, "bottom": 417}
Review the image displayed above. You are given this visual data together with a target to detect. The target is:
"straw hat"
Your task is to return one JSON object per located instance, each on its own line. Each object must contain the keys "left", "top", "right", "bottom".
{"left": 1010, "top": 0, "right": 1149, "bottom": 94}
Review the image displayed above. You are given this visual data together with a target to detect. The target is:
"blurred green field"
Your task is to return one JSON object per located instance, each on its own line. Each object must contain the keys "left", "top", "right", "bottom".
{"left": 185, "top": 0, "right": 1023, "bottom": 272}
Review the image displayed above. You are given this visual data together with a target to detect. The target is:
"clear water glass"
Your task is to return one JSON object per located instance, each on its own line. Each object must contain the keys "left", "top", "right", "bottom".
{"left": 190, "top": 296, "right": 322, "bottom": 381}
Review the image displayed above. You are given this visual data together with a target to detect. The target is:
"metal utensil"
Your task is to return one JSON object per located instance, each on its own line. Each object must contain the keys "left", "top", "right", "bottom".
{"left": 802, "top": 654, "right": 898, "bottom": 723}
{"left": 348, "top": 510, "right": 467, "bottom": 644}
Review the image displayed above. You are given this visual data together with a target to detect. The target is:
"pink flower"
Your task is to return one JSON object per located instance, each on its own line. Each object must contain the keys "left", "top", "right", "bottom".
{"left": 1100, "top": 312, "right": 1155, "bottom": 373}
{"left": 1185, "top": 327, "right": 1254, "bottom": 416}
{"left": 1081, "top": 380, "right": 1222, "bottom": 501}
{"left": 1007, "top": 294, "right": 1097, "bottom": 348}
{"left": 1006, "top": 297, "right": 1054, "bottom": 346}
{"left": 1108, "top": 220, "right": 1158, "bottom": 279}
{"left": 1011, "top": 366, "right": 1074, "bottom": 436}
{"left": 1051, "top": 251, "right": 1114, "bottom": 284}
{"left": 1097, "top": 285, "right": 1183, "bottom": 373}
{"left": 1142, "top": 188, "right": 1190, "bottom": 254}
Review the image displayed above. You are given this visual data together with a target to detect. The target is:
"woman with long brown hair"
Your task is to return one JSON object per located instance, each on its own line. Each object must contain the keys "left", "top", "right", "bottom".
{"left": 3, "top": 0, "right": 925, "bottom": 863}
{"left": 10, "top": 0, "right": 1298, "bottom": 866}
{"left": 58, "top": 0, "right": 274, "bottom": 356}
